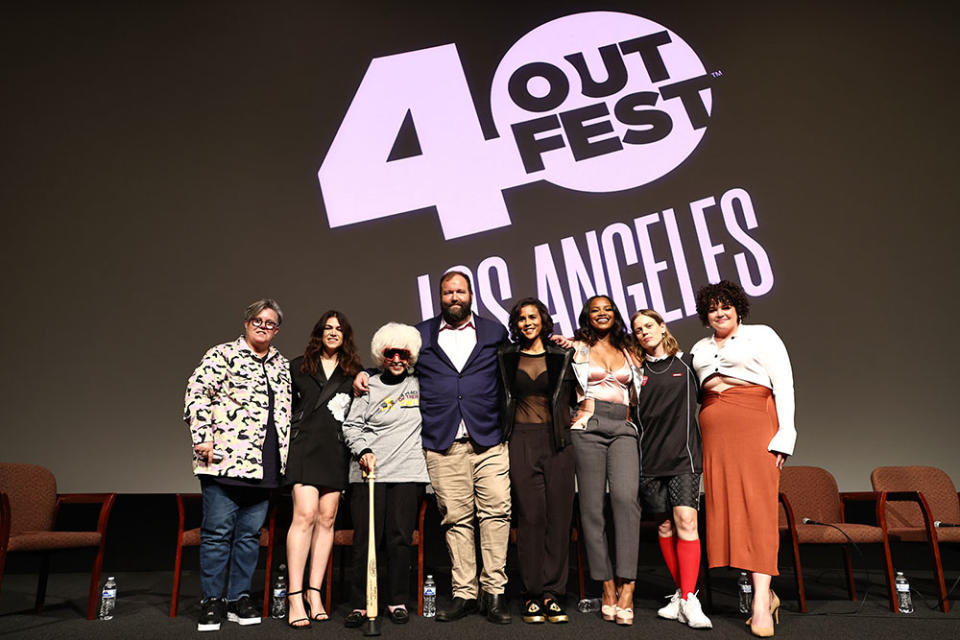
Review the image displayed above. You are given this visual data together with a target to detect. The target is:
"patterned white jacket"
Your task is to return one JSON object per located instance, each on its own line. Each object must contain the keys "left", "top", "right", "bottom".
{"left": 184, "top": 336, "right": 292, "bottom": 478}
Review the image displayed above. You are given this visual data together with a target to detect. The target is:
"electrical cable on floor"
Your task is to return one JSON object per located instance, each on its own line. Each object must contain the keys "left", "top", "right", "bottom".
{"left": 779, "top": 519, "right": 871, "bottom": 617}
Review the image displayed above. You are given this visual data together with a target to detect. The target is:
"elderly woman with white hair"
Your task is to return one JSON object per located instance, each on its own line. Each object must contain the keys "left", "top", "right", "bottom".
{"left": 340, "top": 322, "right": 430, "bottom": 627}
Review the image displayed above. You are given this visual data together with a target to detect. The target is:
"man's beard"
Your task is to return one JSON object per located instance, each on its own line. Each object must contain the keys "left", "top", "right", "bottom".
{"left": 441, "top": 297, "right": 472, "bottom": 325}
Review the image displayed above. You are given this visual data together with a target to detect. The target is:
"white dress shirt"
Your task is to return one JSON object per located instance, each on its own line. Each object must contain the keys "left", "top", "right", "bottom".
{"left": 436, "top": 315, "right": 477, "bottom": 439}
{"left": 690, "top": 323, "right": 796, "bottom": 455}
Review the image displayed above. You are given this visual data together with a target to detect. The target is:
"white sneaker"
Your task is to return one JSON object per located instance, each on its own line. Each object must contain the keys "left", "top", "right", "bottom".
{"left": 657, "top": 589, "right": 682, "bottom": 620}
{"left": 678, "top": 592, "right": 713, "bottom": 629}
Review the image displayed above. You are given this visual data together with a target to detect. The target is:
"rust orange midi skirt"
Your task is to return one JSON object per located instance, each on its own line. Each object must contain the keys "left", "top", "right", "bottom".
{"left": 700, "top": 385, "right": 781, "bottom": 576}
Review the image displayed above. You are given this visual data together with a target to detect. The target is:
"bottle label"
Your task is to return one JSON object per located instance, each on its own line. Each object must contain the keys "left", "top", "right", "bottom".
{"left": 274, "top": 588, "right": 287, "bottom": 598}
{"left": 740, "top": 586, "right": 752, "bottom": 593}
{"left": 101, "top": 589, "right": 117, "bottom": 598}
{"left": 896, "top": 584, "right": 909, "bottom": 592}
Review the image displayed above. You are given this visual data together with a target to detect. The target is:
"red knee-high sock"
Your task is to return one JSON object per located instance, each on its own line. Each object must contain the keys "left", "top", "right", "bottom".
{"left": 658, "top": 535, "right": 679, "bottom": 587}
{"left": 676, "top": 539, "right": 701, "bottom": 598}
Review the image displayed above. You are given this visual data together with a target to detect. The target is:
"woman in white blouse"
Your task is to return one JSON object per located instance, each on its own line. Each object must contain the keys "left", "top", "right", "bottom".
{"left": 690, "top": 281, "right": 795, "bottom": 638}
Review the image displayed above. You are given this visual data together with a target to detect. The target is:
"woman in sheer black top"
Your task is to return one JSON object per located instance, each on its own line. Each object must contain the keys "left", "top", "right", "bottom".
{"left": 496, "top": 298, "right": 576, "bottom": 624}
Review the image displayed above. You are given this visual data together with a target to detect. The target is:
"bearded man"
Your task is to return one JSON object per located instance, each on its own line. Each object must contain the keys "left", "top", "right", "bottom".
{"left": 356, "top": 271, "right": 511, "bottom": 622}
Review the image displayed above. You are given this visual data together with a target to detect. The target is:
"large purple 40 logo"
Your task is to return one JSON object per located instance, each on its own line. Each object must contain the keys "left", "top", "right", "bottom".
{"left": 318, "top": 12, "right": 713, "bottom": 240}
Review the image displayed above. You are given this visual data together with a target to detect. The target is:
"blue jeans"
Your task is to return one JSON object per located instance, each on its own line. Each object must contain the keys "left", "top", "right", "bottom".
{"left": 200, "top": 480, "right": 270, "bottom": 601}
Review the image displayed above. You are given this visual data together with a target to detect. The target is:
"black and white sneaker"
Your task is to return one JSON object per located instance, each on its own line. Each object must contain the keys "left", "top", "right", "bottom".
{"left": 198, "top": 597, "right": 226, "bottom": 632}
{"left": 227, "top": 595, "right": 262, "bottom": 625}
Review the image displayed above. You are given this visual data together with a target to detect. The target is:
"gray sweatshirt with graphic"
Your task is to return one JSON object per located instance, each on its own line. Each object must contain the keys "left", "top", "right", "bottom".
{"left": 341, "top": 373, "right": 429, "bottom": 484}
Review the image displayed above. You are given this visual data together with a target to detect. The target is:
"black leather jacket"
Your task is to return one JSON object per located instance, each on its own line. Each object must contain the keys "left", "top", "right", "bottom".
{"left": 497, "top": 341, "right": 576, "bottom": 450}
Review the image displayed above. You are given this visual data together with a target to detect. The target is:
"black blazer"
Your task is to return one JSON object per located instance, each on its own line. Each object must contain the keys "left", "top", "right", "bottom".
{"left": 284, "top": 356, "right": 354, "bottom": 490}
{"left": 497, "top": 341, "right": 576, "bottom": 451}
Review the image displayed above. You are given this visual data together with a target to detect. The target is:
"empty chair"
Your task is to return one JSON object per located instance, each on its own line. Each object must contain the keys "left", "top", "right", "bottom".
{"left": 0, "top": 463, "right": 116, "bottom": 619}
{"left": 871, "top": 466, "right": 960, "bottom": 613}
{"left": 777, "top": 466, "right": 895, "bottom": 612}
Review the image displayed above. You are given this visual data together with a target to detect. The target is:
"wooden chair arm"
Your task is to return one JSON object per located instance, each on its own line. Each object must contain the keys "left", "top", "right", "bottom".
{"left": 779, "top": 491, "right": 800, "bottom": 532}
{"left": 0, "top": 492, "right": 10, "bottom": 552}
{"left": 876, "top": 490, "right": 938, "bottom": 541}
{"left": 57, "top": 493, "right": 117, "bottom": 536}
{"left": 839, "top": 491, "right": 879, "bottom": 502}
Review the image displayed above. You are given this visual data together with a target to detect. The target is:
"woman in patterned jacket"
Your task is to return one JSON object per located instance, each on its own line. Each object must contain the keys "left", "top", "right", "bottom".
{"left": 184, "top": 299, "right": 291, "bottom": 632}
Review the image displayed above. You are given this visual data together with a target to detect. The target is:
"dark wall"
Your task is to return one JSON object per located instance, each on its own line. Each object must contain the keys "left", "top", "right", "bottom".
{"left": 1, "top": 1, "right": 958, "bottom": 492}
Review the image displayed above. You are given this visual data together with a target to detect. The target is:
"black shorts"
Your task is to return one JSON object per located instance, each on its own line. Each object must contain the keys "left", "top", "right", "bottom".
{"left": 639, "top": 473, "right": 701, "bottom": 513}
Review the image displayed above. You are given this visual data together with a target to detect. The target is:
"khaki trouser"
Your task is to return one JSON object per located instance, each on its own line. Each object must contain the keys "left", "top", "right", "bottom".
{"left": 425, "top": 441, "right": 511, "bottom": 598}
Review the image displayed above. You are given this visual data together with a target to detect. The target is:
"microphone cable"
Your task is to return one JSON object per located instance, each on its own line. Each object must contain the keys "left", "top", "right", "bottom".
{"left": 790, "top": 518, "right": 871, "bottom": 617}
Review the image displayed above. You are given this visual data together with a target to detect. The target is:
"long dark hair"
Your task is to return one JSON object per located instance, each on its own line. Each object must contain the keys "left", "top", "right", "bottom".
{"left": 507, "top": 297, "right": 554, "bottom": 346}
{"left": 573, "top": 295, "right": 630, "bottom": 350}
{"left": 300, "top": 310, "right": 362, "bottom": 377}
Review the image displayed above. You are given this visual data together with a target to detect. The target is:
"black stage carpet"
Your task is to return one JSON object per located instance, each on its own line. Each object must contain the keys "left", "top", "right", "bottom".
{"left": 1, "top": 569, "right": 958, "bottom": 640}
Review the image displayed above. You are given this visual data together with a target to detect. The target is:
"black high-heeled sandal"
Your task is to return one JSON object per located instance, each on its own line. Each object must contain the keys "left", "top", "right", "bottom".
{"left": 286, "top": 590, "right": 311, "bottom": 629}
{"left": 305, "top": 586, "right": 329, "bottom": 622}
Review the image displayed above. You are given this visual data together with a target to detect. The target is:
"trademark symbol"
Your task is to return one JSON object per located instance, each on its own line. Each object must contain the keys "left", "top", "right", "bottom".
{"left": 711, "top": 70, "right": 723, "bottom": 78}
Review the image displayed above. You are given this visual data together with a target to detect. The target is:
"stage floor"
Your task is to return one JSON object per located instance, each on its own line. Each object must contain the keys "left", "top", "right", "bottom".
{"left": 0, "top": 568, "right": 957, "bottom": 640}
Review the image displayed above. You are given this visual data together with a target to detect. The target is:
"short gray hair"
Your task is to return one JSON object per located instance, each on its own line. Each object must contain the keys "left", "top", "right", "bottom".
{"left": 371, "top": 322, "right": 422, "bottom": 372}
{"left": 243, "top": 299, "right": 284, "bottom": 326}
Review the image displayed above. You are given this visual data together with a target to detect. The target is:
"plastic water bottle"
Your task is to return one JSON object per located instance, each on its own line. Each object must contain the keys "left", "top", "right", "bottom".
{"left": 895, "top": 571, "right": 913, "bottom": 613}
{"left": 577, "top": 597, "right": 601, "bottom": 613}
{"left": 270, "top": 565, "right": 288, "bottom": 619}
{"left": 423, "top": 574, "right": 436, "bottom": 617}
{"left": 738, "top": 571, "right": 753, "bottom": 614}
{"left": 98, "top": 576, "right": 117, "bottom": 620}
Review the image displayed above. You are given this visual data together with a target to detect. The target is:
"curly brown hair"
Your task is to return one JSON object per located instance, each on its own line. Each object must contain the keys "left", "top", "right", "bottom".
{"left": 694, "top": 280, "right": 750, "bottom": 326}
{"left": 300, "top": 310, "right": 362, "bottom": 377}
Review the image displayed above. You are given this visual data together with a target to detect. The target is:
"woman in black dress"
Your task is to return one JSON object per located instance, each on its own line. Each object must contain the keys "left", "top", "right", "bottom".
{"left": 284, "top": 310, "right": 361, "bottom": 628}
{"left": 497, "top": 298, "right": 577, "bottom": 624}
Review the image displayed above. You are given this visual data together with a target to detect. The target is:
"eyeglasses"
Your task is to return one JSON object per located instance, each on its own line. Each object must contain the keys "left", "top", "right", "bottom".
{"left": 383, "top": 348, "right": 411, "bottom": 361}
{"left": 249, "top": 318, "right": 279, "bottom": 330}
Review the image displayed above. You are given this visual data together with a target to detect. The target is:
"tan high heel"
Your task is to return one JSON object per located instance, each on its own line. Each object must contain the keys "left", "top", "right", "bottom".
{"left": 748, "top": 590, "right": 780, "bottom": 637}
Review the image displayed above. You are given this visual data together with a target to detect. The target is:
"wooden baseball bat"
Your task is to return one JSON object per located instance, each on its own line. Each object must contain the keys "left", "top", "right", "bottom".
{"left": 364, "top": 469, "right": 378, "bottom": 623}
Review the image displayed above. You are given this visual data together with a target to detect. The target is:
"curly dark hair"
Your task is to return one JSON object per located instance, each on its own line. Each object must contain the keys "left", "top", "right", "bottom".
{"left": 695, "top": 280, "right": 750, "bottom": 326}
{"left": 300, "top": 310, "right": 362, "bottom": 377}
{"left": 507, "top": 297, "right": 554, "bottom": 346}
{"left": 573, "top": 295, "right": 630, "bottom": 349}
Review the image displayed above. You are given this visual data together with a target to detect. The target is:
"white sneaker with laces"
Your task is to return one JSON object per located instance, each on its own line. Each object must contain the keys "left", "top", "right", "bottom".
{"left": 657, "top": 589, "right": 682, "bottom": 620}
{"left": 678, "top": 592, "right": 713, "bottom": 629}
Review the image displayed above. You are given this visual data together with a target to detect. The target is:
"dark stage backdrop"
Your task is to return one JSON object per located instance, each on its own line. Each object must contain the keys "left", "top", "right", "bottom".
{"left": 2, "top": 1, "right": 957, "bottom": 493}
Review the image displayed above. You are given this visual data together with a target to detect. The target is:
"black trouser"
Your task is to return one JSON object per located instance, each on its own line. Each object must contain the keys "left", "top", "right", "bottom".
{"left": 509, "top": 423, "right": 577, "bottom": 599}
{"left": 349, "top": 481, "right": 424, "bottom": 609}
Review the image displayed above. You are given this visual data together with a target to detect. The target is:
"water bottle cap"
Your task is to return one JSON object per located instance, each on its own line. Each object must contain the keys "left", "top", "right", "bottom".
{"left": 107, "top": 576, "right": 115, "bottom": 580}
{"left": 426, "top": 574, "right": 433, "bottom": 579}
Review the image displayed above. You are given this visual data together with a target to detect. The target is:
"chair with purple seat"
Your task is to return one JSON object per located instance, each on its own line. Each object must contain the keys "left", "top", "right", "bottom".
{"left": 778, "top": 466, "right": 895, "bottom": 612}
{"left": 0, "top": 463, "right": 116, "bottom": 619}
{"left": 871, "top": 465, "right": 960, "bottom": 613}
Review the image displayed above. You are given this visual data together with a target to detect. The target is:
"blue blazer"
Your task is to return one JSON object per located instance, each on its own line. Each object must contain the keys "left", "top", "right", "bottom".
{"left": 415, "top": 314, "right": 508, "bottom": 451}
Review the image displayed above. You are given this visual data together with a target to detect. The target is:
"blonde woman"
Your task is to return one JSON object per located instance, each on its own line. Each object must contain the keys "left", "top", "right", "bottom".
{"left": 631, "top": 309, "right": 710, "bottom": 629}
